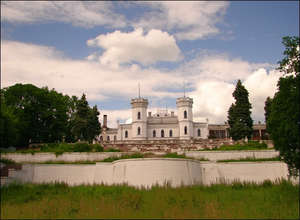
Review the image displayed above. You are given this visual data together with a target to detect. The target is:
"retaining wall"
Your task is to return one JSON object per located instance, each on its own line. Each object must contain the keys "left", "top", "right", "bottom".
{"left": 0, "top": 152, "right": 127, "bottom": 163}
{"left": 1, "top": 150, "right": 278, "bottom": 163}
{"left": 3, "top": 158, "right": 297, "bottom": 187}
{"left": 184, "top": 150, "right": 279, "bottom": 161}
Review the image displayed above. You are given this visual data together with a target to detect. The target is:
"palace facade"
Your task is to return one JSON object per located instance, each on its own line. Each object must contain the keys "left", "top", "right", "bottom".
{"left": 99, "top": 95, "right": 267, "bottom": 142}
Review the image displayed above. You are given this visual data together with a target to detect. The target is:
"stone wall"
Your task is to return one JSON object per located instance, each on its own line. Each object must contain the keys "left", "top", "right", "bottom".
{"left": 2, "top": 159, "right": 298, "bottom": 187}
{"left": 1, "top": 149, "right": 278, "bottom": 163}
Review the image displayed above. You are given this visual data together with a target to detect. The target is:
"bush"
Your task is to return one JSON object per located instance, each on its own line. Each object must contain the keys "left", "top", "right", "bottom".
{"left": 73, "top": 142, "right": 92, "bottom": 152}
{"left": 105, "top": 148, "right": 120, "bottom": 152}
{"left": 93, "top": 144, "right": 104, "bottom": 152}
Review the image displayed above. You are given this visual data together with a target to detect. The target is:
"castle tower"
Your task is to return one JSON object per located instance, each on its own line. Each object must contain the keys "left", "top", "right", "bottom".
{"left": 131, "top": 97, "right": 148, "bottom": 140}
{"left": 176, "top": 96, "right": 193, "bottom": 139}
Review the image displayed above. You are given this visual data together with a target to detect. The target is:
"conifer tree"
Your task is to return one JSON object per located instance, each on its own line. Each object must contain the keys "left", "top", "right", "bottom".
{"left": 227, "top": 80, "right": 253, "bottom": 140}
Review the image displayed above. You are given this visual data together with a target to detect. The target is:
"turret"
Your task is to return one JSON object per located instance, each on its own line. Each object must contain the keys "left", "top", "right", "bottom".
{"left": 131, "top": 97, "right": 148, "bottom": 140}
{"left": 176, "top": 97, "right": 193, "bottom": 139}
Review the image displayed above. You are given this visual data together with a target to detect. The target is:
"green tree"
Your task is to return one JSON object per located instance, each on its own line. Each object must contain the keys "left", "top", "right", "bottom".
{"left": 267, "top": 36, "right": 300, "bottom": 177}
{"left": 87, "top": 105, "right": 101, "bottom": 143}
{"left": 264, "top": 96, "right": 273, "bottom": 132}
{"left": 71, "top": 94, "right": 101, "bottom": 143}
{"left": 2, "top": 84, "right": 70, "bottom": 146}
{"left": 227, "top": 80, "right": 253, "bottom": 141}
{"left": 0, "top": 93, "right": 19, "bottom": 148}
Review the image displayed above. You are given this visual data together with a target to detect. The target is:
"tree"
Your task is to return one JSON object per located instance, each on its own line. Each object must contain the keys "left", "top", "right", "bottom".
{"left": 227, "top": 80, "right": 253, "bottom": 141}
{"left": 264, "top": 96, "right": 273, "bottom": 132}
{"left": 0, "top": 93, "right": 19, "bottom": 148}
{"left": 71, "top": 94, "right": 101, "bottom": 142}
{"left": 267, "top": 36, "right": 300, "bottom": 177}
{"left": 2, "top": 84, "right": 70, "bottom": 146}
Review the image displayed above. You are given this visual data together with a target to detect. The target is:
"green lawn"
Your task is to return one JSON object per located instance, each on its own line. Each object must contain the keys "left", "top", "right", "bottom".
{"left": 1, "top": 180, "right": 298, "bottom": 219}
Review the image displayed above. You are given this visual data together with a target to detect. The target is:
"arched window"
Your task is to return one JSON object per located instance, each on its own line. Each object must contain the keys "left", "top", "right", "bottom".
{"left": 153, "top": 130, "right": 156, "bottom": 137}
{"left": 107, "top": 136, "right": 110, "bottom": 141}
{"left": 198, "top": 129, "right": 201, "bottom": 137}
{"left": 137, "top": 112, "right": 141, "bottom": 120}
{"left": 184, "top": 126, "right": 188, "bottom": 135}
{"left": 137, "top": 127, "right": 141, "bottom": 135}
{"left": 169, "top": 130, "right": 173, "bottom": 137}
{"left": 184, "top": 110, "right": 187, "bottom": 119}
{"left": 161, "top": 129, "right": 164, "bottom": 137}
{"left": 114, "top": 135, "right": 117, "bottom": 141}
{"left": 125, "top": 130, "right": 128, "bottom": 138}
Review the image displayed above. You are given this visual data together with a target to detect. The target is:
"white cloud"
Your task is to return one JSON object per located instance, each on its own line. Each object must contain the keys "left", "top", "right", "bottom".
{"left": 134, "top": 1, "right": 229, "bottom": 40}
{"left": 1, "top": 40, "right": 280, "bottom": 126}
{"left": 244, "top": 68, "right": 281, "bottom": 123}
{"left": 87, "top": 28, "right": 181, "bottom": 66}
{"left": 1, "top": 1, "right": 230, "bottom": 41}
{"left": 1, "top": 1, "right": 126, "bottom": 28}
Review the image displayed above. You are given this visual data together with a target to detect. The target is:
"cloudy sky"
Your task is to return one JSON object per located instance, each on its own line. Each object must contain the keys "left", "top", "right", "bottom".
{"left": 1, "top": 1, "right": 299, "bottom": 127}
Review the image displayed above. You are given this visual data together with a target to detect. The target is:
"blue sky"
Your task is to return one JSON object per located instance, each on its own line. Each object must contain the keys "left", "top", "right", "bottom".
{"left": 1, "top": 1, "right": 299, "bottom": 127}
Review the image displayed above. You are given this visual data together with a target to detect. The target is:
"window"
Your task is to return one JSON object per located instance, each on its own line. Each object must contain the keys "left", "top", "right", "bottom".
{"left": 100, "top": 136, "right": 103, "bottom": 141}
{"left": 153, "top": 130, "right": 156, "bottom": 137}
{"left": 161, "top": 129, "right": 164, "bottom": 137}
{"left": 184, "top": 126, "right": 187, "bottom": 135}
{"left": 114, "top": 135, "right": 117, "bottom": 141}
{"left": 137, "top": 112, "right": 141, "bottom": 120}
{"left": 138, "top": 127, "right": 141, "bottom": 135}
{"left": 107, "top": 136, "right": 110, "bottom": 141}
{"left": 198, "top": 129, "right": 201, "bottom": 137}
{"left": 125, "top": 130, "right": 128, "bottom": 138}
{"left": 184, "top": 110, "right": 187, "bottom": 119}
{"left": 169, "top": 130, "right": 173, "bottom": 137}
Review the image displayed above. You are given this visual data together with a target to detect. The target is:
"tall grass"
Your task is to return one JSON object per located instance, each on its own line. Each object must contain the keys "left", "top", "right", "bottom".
{"left": 217, "top": 156, "right": 282, "bottom": 162}
{"left": 1, "top": 180, "right": 298, "bottom": 219}
{"left": 214, "top": 141, "right": 269, "bottom": 151}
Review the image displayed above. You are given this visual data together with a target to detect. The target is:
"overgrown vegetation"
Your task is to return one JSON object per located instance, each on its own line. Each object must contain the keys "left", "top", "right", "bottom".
{"left": 214, "top": 141, "right": 268, "bottom": 151}
{"left": 217, "top": 156, "right": 282, "bottom": 163}
{"left": 14, "top": 142, "right": 104, "bottom": 155}
{"left": 0, "top": 158, "right": 17, "bottom": 164}
{"left": 101, "top": 153, "right": 144, "bottom": 162}
{"left": 1, "top": 180, "right": 298, "bottom": 219}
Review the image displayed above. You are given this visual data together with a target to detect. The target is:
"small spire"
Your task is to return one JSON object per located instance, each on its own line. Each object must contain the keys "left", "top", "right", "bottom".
{"left": 183, "top": 81, "right": 186, "bottom": 97}
{"left": 138, "top": 82, "right": 140, "bottom": 98}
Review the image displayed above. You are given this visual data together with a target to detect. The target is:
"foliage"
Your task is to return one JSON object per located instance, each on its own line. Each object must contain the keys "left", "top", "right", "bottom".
{"left": 264, "top": 96, "right": 273, "bottom": 126}
{"left": 1, "top": 181, "right": 298, "bottom": 219}
{"left": 70, "top": 94, "right": 101, "bottom": 143}
{"left": 101, "top": 153, "right": 144, "bottom": 162}
{"left": 1, "top": 84, "right": 101, "bottom": 148}
{"left": 277, "top": 36, "right": 299, "bottom": 75}
{"left": 217, "top": 156, "right": 282, "bottom": 163}
{"left": 217, "top": 141, "right": 268, "bottom": 151}
{"left": 104, "top": 147, "right": 120, "bottom": 152}
{"left": 0, "top": 158, "right": 17, "bottom": 164}
{"left": 73, "top": 142, "right": 92, "bottom": 152}
{"left": 267, "top": 36, "right": 300, "bottom": 177}
{"left": 15, "top": 143, "right": 104, "bottom": 154}
{"left": 227, "top": 80, "right": 253, "bottom": 141}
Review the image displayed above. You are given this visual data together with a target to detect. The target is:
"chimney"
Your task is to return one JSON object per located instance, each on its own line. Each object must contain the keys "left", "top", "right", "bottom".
{"left": 103, "top": 115, "right": 107, "bottom": 128}
{"left": 148, "top": 112, "right": 152, "bottom": 117}
{"left": 171, "top": 111, "right": 174, "bottom": 117}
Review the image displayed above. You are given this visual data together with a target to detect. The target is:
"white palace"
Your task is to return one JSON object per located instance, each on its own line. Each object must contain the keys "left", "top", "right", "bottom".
{"left": 100, "top": 95, "right": 209, "bottom": 142}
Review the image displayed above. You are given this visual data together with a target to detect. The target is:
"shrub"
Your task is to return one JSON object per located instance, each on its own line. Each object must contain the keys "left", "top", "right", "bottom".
{"left": 73, "top": 142, "right": 92, "bottom": 152}
{"left": 105, "top": 148, "right": 120, "bottom": 152}
{"left": 93, "top": 144, "right": 104, "bottom": 152}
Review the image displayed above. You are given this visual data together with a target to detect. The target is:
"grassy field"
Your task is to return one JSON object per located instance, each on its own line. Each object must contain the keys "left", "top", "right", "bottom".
{"left": 1, "top": 180, "right": 298, "bottom": 219}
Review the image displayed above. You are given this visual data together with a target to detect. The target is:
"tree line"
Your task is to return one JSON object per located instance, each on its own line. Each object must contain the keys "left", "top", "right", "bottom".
{"left": 0, "top": 84, "right": 101, "bottom": 148}
{"left": 228, "top": 36, "right": 299, "bottom": 177}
